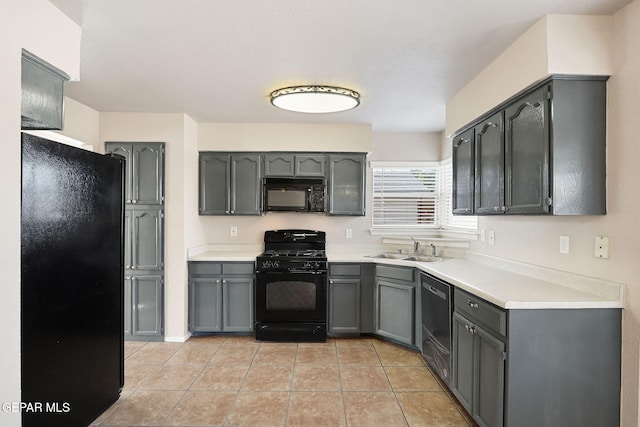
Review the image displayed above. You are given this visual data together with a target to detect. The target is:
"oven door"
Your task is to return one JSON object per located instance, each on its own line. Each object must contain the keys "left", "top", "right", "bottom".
{"left": 255, "top": 271, "right": 327, "bottom": 323}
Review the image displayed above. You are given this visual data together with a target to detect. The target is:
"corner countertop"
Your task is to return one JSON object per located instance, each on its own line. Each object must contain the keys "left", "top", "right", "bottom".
{"left": 187, "top": 245, "right": 623, "bottom": 310}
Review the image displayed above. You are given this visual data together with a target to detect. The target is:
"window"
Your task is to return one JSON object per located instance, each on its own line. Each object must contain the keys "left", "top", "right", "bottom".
{"left": 371, "top": 161, "right": 477, "bottom": 232}
{"left": 372, "top": 163, "right": 440, "bottom": 228}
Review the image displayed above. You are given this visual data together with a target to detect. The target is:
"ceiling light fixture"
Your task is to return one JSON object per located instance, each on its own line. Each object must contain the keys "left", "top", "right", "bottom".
{"left": 270, "top": 85, "right": 360, "bottom": 114}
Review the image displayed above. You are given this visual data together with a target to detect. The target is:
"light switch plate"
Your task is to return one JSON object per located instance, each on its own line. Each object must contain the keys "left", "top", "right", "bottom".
{"left": 559, "top": 235, "right": 570, "bottom": 254}
{"left": 595, "top": 236, "right": 609, "bottom": 258}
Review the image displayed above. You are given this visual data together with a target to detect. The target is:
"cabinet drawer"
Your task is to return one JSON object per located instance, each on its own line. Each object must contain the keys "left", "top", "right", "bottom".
{"left": 330, "top": 263, "right": 361, "bottom": 276}
{"left": 454, "top": 288, "right": 506, "bottom": 337}
{"left": 377, "top": 265, "right": 415, "bottom": 282}
{"left": 222, "top": 262, "right": 255, "bottom": 275}
{"left": 189, "top": 262, "right": 222, "bottom": 276}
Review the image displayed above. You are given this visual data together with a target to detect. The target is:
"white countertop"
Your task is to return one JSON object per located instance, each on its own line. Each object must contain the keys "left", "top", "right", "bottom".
{"left": 187, "top": 245, "right": 623, "bottom": 310}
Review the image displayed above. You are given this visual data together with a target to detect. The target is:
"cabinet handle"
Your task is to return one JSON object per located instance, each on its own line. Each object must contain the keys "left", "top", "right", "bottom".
{"left": 467, "top": 300, "right": 479, "bottom": 309}
{"left": 464, "top": 324, "right": 476, "bottom": 335}
{"left": 216, "top": 279, "right": 221, "bottom": 285}
{"left": 222, "top": 280, "right": 227, "bottom": 285}
{"left": 493, "top": 206, "right": 506, "bottom": 212}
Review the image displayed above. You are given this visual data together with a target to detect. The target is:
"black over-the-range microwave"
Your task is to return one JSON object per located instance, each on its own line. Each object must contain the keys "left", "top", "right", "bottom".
{"left": 262, "top": 178, "right": 326, "bottom": 213}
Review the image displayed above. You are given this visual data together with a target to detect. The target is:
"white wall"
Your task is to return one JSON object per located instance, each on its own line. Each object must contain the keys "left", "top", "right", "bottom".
{"left": 446, "top": 6, "right": 640, "bottom": 426}
{"left": 446, "top": 14, "right": 612, "bottom": 136}
{"left": 1, "top": 2, "right": 81, "bottom": 426}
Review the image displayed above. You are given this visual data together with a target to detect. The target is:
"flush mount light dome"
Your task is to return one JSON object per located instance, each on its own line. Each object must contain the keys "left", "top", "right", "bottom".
{"left": 270, "top": 85, "right": 360, "bottom": 113}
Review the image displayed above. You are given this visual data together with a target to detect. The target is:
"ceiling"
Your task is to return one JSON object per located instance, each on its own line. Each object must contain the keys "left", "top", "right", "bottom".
{"left": 50, "top": 0, "right": 631, "bottom": 133}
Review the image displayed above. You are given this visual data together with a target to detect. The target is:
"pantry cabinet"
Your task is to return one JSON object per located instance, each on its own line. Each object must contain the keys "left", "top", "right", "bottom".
{"left": 453, "top": 75, "right": 607, "bottom": 216}
{"left": 106, "top": 142, "right": 164, "bottom": 205}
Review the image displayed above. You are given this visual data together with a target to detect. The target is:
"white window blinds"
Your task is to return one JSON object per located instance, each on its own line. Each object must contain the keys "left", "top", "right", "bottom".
{"left": 372, "top": 165, "right": 440, "bottom": 228}
{"left": 441, "top": 160, "right": 478, "bottom": 230}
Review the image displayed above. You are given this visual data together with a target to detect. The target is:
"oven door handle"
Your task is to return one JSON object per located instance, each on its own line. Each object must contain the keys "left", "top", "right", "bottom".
{"left": 256, "top": 270, "right": 327, "bottom": 275}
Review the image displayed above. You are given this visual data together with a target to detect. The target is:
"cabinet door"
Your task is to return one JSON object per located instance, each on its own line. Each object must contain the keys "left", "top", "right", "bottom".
{"left": 505, "top": 86, "right": 551, "bottom": 214}
{"left": 124, "top": 276, "right": 132, "bottom": 336}
{"left": 199, "top": 153, "right": 231, "bottom": 214}
{"left": 131, "top": 207, "right": 163, "bottom": 271}
{"left": 222, "top": 277, "right": 254, "bottom": 332}
{"left": 329, "top": 278, "right": 361, "bottom": 334}
{"left": 190, "top": 277, "right": 222, "bottom": 332}
{"left": 124, "top": 209, "right": 133, "bottom": 269}
{"left": 452, "top": 128, "right": 475, "bottom": 215}
{"left": 452, "top": 312, "right": 475, "bottom": 413}
{"left": 132, "top": 143, "right": 164, "bottom": 205}
{"left": 131, "top": 275, "right": 163, "bottom": 337}
{"left": 376, "top": 279, "right": 414, "bottom": 345}
{"left": 474, "top": 113, "right": 504, "bottom": 215}
{"left": 328, "top": 154, "right": 366, "bottom": 216}
{"left": 295, "top": 154, "right": 326, "bottom": 177}
{"left": 106, "top": 143, "right": 133, "bottom": 203}
{"left": 230, "top": 154, "right": 262, "bottom": 215}
{"left": 474, "top": 325, "right": 506, "bottom": 427}
{"left": 264, "top": 154, "right": 295, "bottom": 176}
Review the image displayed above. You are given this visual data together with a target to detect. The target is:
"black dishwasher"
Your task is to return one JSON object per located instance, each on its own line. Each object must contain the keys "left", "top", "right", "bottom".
{"left": 421, "top": 272, "right": 452, "bottom": 387}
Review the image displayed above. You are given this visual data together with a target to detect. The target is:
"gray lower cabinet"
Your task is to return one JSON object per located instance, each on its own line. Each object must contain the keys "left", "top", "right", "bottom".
{"left": 188, "top": 262, "right": 254, "bottom": 333}
{"left": 327, "top": 153, "right": 366, "bottom": 216}
{"left": 199, "top": 152, "right": 262, "bottom": 215}
{"left": 328, "top": 263, "right": 361, "bottom": 335}
{"left": 451, "top": 287, "right": 621, "bottom": 427}
{"left": 375, "top": 265, "right": 416, "bottom": 346}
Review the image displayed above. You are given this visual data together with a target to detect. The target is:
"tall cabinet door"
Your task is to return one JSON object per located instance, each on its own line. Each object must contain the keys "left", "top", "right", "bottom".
{"left": 328, "top": 154, "right": 366, "bottom": 216}
{"left": 474, "top": 112, "right": 504, "bottom": 215}
{"left": 132, "top": 143, "right": 164, "bottom": 205}
{"left": 505, "top": 86, "right": 551, "bottom": 214}
{"left": 106, "top": 143, "right": 134, "bottom": 203}
{"left": 131, "top": 275, "right": 163, "bottom": 336}
{"left": 452, "top": 312, "right": 475, "bottom": 412}
{"left": 200, "top": 153, "right": 231, "bottom": 214}
{"left": 131, "top": 208, "right": 164, "bottom": 271}
{"left": 452, "top": 128, "right": 475, "bottom": 215}
{"left": 230, "top": 154, "right": 262, "bottom": 215}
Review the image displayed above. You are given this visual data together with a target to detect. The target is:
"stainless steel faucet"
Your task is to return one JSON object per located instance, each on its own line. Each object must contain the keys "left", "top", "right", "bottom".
{"left": 430, "top": 243, "right": 437, "bottom": 257}
{"left": 411, "top": 237, "right": 420, "bottom": 254}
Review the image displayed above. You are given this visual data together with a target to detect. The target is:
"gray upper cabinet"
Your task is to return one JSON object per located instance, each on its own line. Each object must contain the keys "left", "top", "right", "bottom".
{"left": 200, "top": 152, "right": 261, "bottom": 215}
{"left": 474, "top": 112, "right": 504, "bottom": 215}
{"left": 505, "top": 85, "right": 550, "bottom": 214}
{"left": 295, "top": 154, "right": 325, "bottom": 177}
{"left": 230, "top": 154, "right": 262, "bottom": 215}
{"left": 264, "top": 153, "right": 326, "bottom": 177}
{"left": 106, "top": 142, "right": 165, "bottom": 205}
{"left": 199, "top": 153, "right": 230, "bottom": 214}
{"left": 452, "top": 128, "right": 475, "bottom": 215}
{"left": 264, "top": 154, "right": 295, "bottom": 176}
{"left": 454, "top": 75, "right": 607, "bottom": 216}
{"left": 21, "top": 50, "right": 68, "bottom": 131}
{"left": 327, "top": 153, "right": 366, "bottom": 216}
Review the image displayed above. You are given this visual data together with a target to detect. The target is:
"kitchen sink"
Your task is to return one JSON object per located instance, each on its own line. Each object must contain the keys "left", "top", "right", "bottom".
{"left": 366, "top": 253, "right": 445, "bottom": 263}
{"left": 366, "top": 252, "right": 410, "bottom": 259}
{"left": 403, "top": 255, "right": 444, "bottom": 263}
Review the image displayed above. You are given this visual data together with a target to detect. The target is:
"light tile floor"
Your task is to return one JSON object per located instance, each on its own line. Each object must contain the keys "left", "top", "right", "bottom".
{"left": 91, "top": 335, "right": 477, "bottom": 427}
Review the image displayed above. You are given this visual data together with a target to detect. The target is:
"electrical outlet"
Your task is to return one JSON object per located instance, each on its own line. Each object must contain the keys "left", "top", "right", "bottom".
{"left": 230, "top": 226, "right": 238, "bottom": 237}
{"left": 345, "top": 228, "right": 352, "bottom": 239}
{"left": 595, "top": 236, "right": 609, "bottom": 258}
{"left": 488, "top": 230, "right": 495, "bottom": 245}
{"left": 559, "top": 235, "right": 570, "bottom": 254}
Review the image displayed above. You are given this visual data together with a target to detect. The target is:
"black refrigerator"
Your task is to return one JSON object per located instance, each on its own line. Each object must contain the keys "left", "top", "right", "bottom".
{"left": 21, "top": 133, "right": 124, "bottom": 427}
